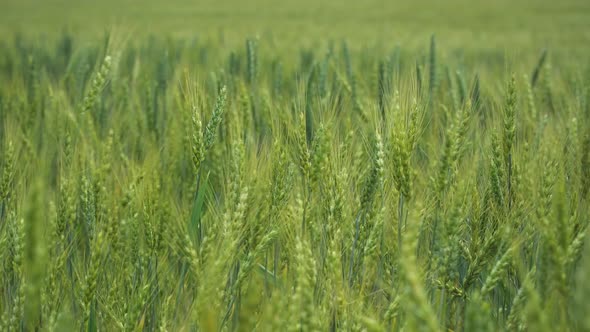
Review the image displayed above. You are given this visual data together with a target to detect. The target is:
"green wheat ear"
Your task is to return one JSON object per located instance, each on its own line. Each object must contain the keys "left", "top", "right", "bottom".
{"left": 81, "top": 55, "right": 112, "bottom": 113}
{"left": 0, "top": 140, "right": 15, "bottom": 204}
{"left": 246, "top": 39, "right": 257, "bottom": 85}
{"left": 204, "top": 85, "right": 227, "bottom": 152}
{"left": 378, "top": 60, "right": 387, "bottom": 122}
{"left": 8, "top": 213, "right": 25, "bottom": 332}
{"left": 503, "top": 74, "right": 517, "bottom": 208}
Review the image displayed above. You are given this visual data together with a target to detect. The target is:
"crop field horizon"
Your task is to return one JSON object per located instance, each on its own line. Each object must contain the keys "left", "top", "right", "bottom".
{"left": 1, "top": 0, "right": 590, "bottom": 331}
{"left": 2, "top": 0, "right": 590, "bottom": 46}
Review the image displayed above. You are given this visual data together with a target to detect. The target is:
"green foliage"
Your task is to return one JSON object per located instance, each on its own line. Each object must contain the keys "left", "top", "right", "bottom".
{"left": 0, "top": 11, "right": 589, "bottom": 331}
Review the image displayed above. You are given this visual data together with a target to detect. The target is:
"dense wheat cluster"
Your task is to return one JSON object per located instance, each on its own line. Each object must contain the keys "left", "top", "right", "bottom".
{"left": 0, "top": 11, "right": 590, "bottom": 331}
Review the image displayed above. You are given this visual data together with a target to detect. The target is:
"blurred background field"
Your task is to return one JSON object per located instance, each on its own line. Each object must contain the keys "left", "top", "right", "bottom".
{"left": 2, "top": 0, "right": 589, "bottom": 55}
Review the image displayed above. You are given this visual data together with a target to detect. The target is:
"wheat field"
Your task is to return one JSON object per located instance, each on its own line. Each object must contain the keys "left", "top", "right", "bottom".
{"left": 0, "top": 0, "right": 590, "bottom": 331}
